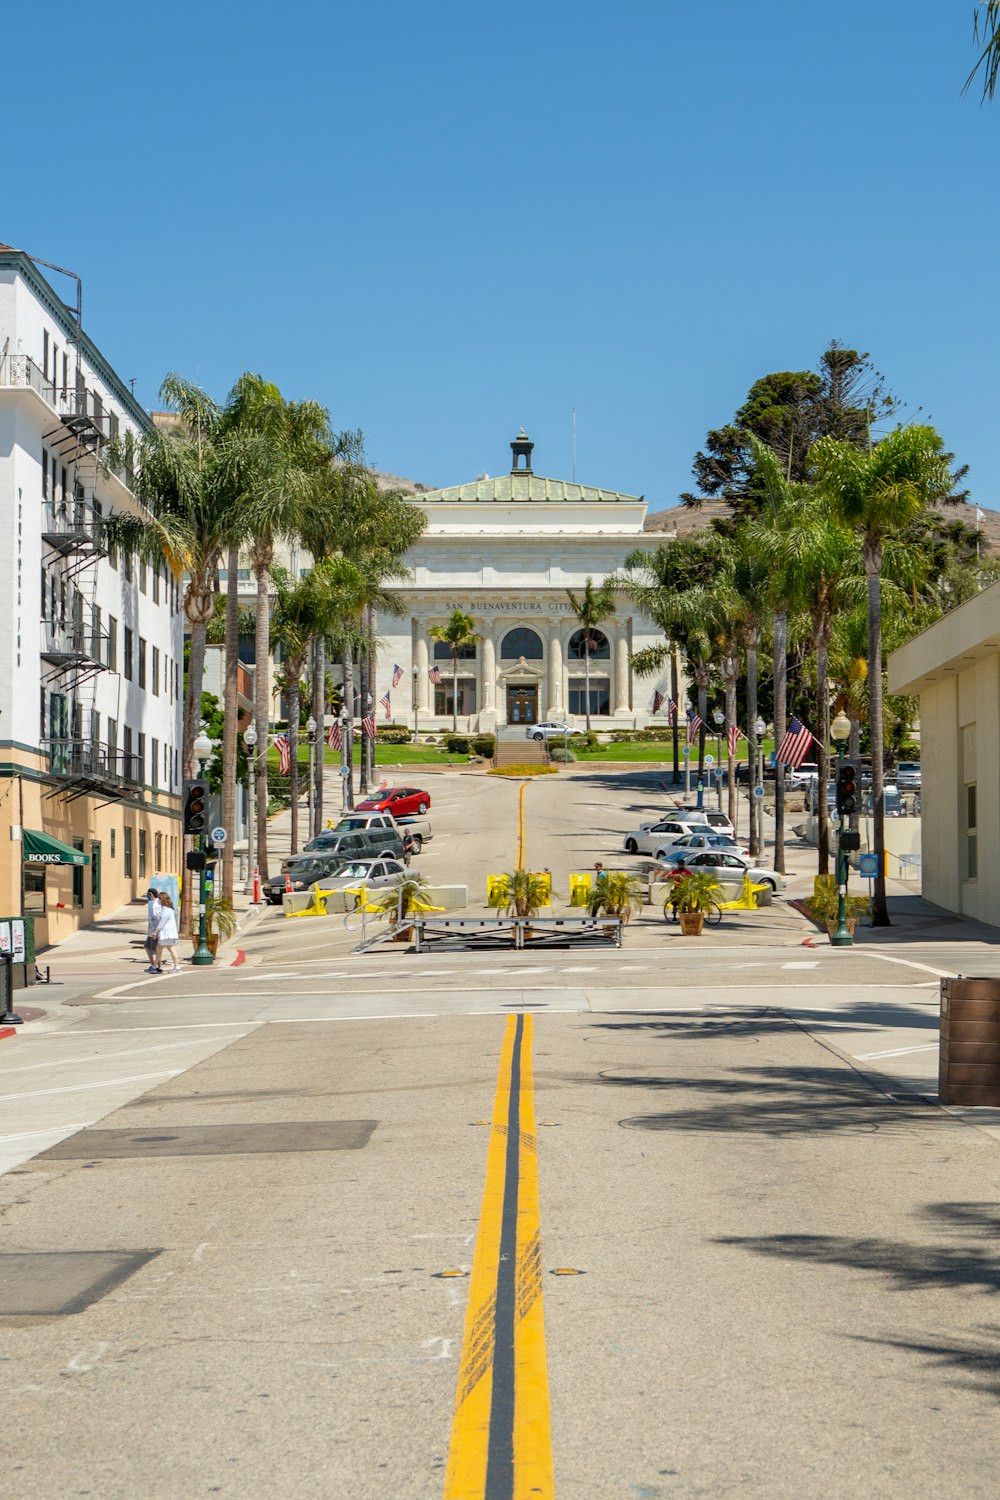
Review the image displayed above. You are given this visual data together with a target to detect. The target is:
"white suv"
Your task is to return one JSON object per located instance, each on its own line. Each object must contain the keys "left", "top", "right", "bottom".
{"left": 526, "top": 721, "right": 582, "bottom": 742}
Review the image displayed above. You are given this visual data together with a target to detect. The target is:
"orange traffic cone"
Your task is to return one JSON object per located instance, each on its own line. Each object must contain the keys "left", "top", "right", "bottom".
{"left": 284, "top": 870, "right": 292, "bottom": 894}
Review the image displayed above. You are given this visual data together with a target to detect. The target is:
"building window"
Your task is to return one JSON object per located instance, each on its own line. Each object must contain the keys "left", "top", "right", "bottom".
{"left": 164, "top": 742, "right": 169, "bottom": 784}
{"left": 42, "top": 329, "right": 49, "bottom": 381}
{"left": 91, "top": 841, "right": 102, "bottom": 909}
{"left": 139, "top": 559, "right": 147, "bottom": 594}
{"left": 124, "top": 551, "right": 133, "bottom": 583}
{"left": 110, "top": 828, "right": 116, "bottom": 859}
{"left": 966, "top": 783, "right": 978, "bottom": 880}
{"left": 153, "top": 564, "right": 160, "bottom": 604}
{"left": 24, "top": 865, "right": 46, "bottom": 916}
{"left": 42, "top": 449, "right": 49, "bottom": 499}
{"left": 569, "top": 677, "right": 611, "bottom": 716}
{"left": 138, "top": 732, "right": 146, "bottom": 782}
{"left": 139, "top": 829, "right": 147, "bottom": 878}
{"left": 72, "top": 838, "right": 86, "bottom": 908}
{"left": 152, "top": 646, "right": 160, "bottom": 695}
{"left": 138, "top": 636, "right": 146, "bottom": 688}
{"left": 500, "top": 627, "right": 543, "bottom": 660}
{"left": 434, "top": 678, "right": 477, "bottom": 716}
{"left": 124, "top": 826, "right": 133, "bottom": 878}
{"left": 108, "top": 537, "right": 118, "bottom": 570}
{"left": 124, "top": 726, "right": 133, "bottom": 765}
{"left": 568, "top": 628, "right": 611, "bottom": 660}
{"left": 432, "top": 640, "right": 477, "bottom": 661}
{"left": 123, "top": 626, "right": 133, "bottom": 680}
{"left": 108, "top": 615, "right": 118, "bottom": 672}
{"left": 107, "top": 716, "right": 118, "bottom": 754}
{"left": 154, "top": 831, "right": 162, "bottom": 868}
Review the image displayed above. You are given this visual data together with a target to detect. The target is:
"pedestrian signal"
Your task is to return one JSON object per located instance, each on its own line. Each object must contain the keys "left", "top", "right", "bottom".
{"left": 836, "top": 762, "right": 857, "bottom": 816}
{"left": 183, "top": 779, "right": 208, "bottom": 836}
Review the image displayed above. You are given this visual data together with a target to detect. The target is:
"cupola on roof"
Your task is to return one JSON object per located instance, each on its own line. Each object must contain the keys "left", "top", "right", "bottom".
{"left": 510, "top": 428, "right": 534, "bottom": 473}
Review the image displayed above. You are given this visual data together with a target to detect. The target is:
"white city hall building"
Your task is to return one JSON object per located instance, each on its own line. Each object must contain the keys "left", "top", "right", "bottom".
{"left": 0, "top": 243, "right": 184, "bottom": 950}
{"left": 377, "top": 432, "right": 668, "bottom": 731}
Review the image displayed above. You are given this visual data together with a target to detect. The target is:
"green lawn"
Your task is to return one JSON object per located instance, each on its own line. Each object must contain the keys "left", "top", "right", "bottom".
{"left": 267, "top": 744, "right": 469, "bottom": 768}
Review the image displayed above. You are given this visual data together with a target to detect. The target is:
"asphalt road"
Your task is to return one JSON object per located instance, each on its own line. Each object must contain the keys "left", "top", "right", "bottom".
{"left": 4, "top": 768, "right": 1000, "bottom": 1497}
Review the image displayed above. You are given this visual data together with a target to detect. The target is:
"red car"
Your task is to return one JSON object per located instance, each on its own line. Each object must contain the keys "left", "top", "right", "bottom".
{"left": 355, "top": 786, "right": 431, "bottom": 818}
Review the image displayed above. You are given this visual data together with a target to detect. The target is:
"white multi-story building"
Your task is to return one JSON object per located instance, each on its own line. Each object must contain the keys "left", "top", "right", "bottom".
{"left": 0, "top": 242, "right": 184, "bottom": 948}
{"left": 375, "top": 432, "right": 672, "bottom": 731}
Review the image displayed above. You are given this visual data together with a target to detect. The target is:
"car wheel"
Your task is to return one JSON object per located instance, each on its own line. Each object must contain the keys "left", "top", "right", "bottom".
{"left": 625, "top": 838, "right": 638, "bottom": 854}
{"left": 532, "top": 733, "right": 543, "bottom": 742}
{"left": 761, "top": 878, "right": 776, "bottom": 892}
{"left": 417, "top": 801, "right": 428, "bottom": 814}
{"left": 409, "top": 835, "right": 422, "bottom": 854}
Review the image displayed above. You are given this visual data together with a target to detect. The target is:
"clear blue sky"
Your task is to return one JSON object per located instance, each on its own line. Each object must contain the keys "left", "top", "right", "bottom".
{"left": 5, "top": 2, "right": 998, "bottom": 514}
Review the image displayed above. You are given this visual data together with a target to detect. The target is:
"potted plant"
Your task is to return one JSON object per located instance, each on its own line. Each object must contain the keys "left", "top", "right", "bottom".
{"left": 204, "top": 895, "right": 238, "bottom": 955}
{"left": 487, "top": 869, "right": 553, "bottom": 943}
{"left": 670, "top": 870, "right": 724, "bottom": 936}
{"left": 806, "top": 876, "right": 871, "bottom": 936}
{"left": 369, "top": 873, "right": 433, "bottom": 941}
{"left": 589, "top": 870, "right": 645, "bottom": 933}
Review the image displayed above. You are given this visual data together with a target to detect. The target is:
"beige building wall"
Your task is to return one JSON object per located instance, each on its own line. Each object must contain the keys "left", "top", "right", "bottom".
{"left": 888, "top": 580, "right": 1000, "bottom": 927}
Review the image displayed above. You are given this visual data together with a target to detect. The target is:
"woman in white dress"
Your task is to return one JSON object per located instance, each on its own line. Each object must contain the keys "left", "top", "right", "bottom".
{"left": 155, "top": 893, "right": 181, "bottom": 974}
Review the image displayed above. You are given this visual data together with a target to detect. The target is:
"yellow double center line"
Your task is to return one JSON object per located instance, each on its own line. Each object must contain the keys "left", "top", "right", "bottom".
{"left": 444, "top": 1015, "right": 553, "bottom": 1499}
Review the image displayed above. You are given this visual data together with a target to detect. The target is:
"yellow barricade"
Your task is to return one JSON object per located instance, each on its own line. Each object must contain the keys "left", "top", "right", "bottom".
{"left": 486, "top": 872, "right": 551, "bottom": 906}
{"left": 569, "top": 873, "right": 591, "bottom": 906}
{"left": 718, "top": 875, "right": 769, "bottom": 911}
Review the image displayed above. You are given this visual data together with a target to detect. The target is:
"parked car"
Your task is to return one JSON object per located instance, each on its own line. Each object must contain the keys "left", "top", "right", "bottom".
{"left": 285, "top": 825, "right": 405, "bottom": 871}
{"left": 670, "top": 849, "right": 786, "bottom": 893}
{"left": 654, "top": 807, "right": 737, "bottom": 839}
{"left": 326, "top": 809, "right": 433, "bottom": 853}
{"left": 526, "top": 721, "right": 584, "bottom": 742}
{"left": 625, "top": 818, "right": 713, "bottom": 855}
{"left": 787, "top": 762, "right": 820, "bottom": 789}
{"left": 264, "top": 852, "right": 354, "bottom": 903}
{"left": 656, "top": 832, "right": 751, "bottom": 863}
{"left": 355, "top": 786, "right": 431, "bottom": 817}
{"left": 894, "top": 761, "right": 922, "bottom": 790}
{"left": 308, "top": 857, "right": 413, "bottom": 892}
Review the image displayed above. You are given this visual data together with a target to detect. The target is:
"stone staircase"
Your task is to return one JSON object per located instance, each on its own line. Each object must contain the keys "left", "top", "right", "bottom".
{"left": 494, "top": 728, "right": 548, "bottom": 768}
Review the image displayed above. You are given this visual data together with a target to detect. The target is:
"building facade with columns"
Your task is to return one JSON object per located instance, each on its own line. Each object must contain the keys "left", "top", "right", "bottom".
{"left": 375, "top": 432, "right": 669, "bottom": 732}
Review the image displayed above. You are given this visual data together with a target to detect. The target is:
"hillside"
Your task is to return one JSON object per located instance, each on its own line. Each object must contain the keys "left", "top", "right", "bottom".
{"left": 644, "top": 496, "right": 1000, "bottom": 551}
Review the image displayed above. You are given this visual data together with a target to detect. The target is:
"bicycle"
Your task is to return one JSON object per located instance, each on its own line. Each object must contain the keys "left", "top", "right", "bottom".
{"left": 663, "top": 897, "right": 723, "bottom": 925}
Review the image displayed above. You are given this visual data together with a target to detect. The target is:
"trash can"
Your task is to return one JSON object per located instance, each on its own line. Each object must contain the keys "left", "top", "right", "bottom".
{"left": 939, "top": 978, "right": 1000, "bottom": 1106}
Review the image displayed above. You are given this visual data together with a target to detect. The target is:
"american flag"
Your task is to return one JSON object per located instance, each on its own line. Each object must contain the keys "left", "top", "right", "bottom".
{"left": 667, "top": 697, "right": 677, "bottom": 723}
{"left": 274, "top": 734, "right": 290, "bottom": 774}
{"left": 380, "top": 690, "right": 391, "bottom": 719}
{"left": 391, "top": 663, "right": 404, "bottom": 687}
{"left": 362, "top": 713, "right": 376, "bottom": 740}
{"left": 687, "top": 712, "right": 703, "bottom": 744}
{"left": 652, "top": 689, "right": 665, "bottom": 715}
{"left": 727, "top": 723, "right": 745, "bottom": 758}
{"left": 428, "top": 666, "right": 442, "bottom": 684}
{"left": 327, "top": 721, "right": 342, "bottom": 751}
{"left": 776, "top": 715, "right": 817, "bottom": 769}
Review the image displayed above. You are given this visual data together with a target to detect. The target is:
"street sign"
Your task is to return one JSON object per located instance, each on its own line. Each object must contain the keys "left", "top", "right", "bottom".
{"left": 753, "top": 785, "right": 764, "bottom": 799}
{"left": 211, "top": 826, "right": 228, "bottom": 845}
{"left": 339, "top": 765, "right": 351, "bottom": 777}
{"left": 859, "top": 852, "right": 879, "bottom": 878}
{"left": 704, "top": 754, "right": 715, "bottom": 767}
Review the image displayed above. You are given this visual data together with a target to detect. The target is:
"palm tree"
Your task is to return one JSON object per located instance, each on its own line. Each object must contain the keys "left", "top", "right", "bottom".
{"left": 565, "top": 578, "right": 617, "bottom": 730}
{"left": 429, "top": 610, "right": 482, "bottom": 732}
{"left": 270, "top": 569, "right": 319, "bottom": 856}
{"left": 730, "top": 533, "right": 770, "bottom": 856}
{"left": 813, "top": 425, "right": 952, "bottom": 923}
{"left": 966, "top": 3, "right": 1000, "bottom": 98}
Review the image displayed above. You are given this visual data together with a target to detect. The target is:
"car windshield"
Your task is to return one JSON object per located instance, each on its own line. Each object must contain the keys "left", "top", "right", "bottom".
{"left": 287, "top": 858, "right": 328, "bottom": 875}
{"left": 332, "top": 862, "right": 375, "bottom": 878}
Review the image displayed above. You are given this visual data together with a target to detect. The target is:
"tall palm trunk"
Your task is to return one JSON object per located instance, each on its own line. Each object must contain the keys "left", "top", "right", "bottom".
{"left": 452, "top": 646, "right": 459, "bottom": 734}
{"left": 342, "top": 648, "right": 355, "bottom": 810}
{"left": 866, "top": 544, "right": 889, "bottom": 925}
{"left": 253, "top": 556, "right": 272, "bottom": 881}
{"left": 312, "top": 635, "right": 325, "bottom": 838}
{"left": 181, "top": 582, "right": 213, "bottom": 938}
{"left": 722, "top": 644, "right": 739, "bottom": 829}
{"left": 695, "top": 668, "right": 709, "bottom": 779}
{"left": 220, "top": 547, "right": 240, "bottom": 901}
{"left": 744, "top": 628, "right": 760, "bottom": 857}
{"left": 815, "top": 613, "right": 831, "bottom": 878}
{"left": 287, "top": 667, "right": 301, "bottom": 856}
{"left": 367, "top": 606, "right": 378, "bottom": 783}
{"left": 772, "top": 608, "right": 788, "bottom": 875}
{"left": 358, "top": 627, "right": 370, "bottom": 796}
{"left": 670, "top": 646, "right": 680, "bottom": 784}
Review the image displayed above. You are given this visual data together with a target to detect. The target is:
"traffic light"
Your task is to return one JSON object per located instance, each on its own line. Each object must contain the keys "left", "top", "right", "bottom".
{"left": 183, "top": 779, "right": 208, "bottom": 837}
{"left": 835, "top": 762, "right": 857, "bottom": 816}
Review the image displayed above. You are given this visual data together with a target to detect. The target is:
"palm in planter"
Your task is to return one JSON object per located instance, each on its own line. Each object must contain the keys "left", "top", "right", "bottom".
{"left": 589, "top": 871, "right": 645, "bottom": 925}
{"left": 807, "top": 876, "right": 871, "bottom": 935}
{"left": 204, "top": 895, "right": 239, "bottom": 955}
{"left": 488, "top": 869, "right": 552, "bottom": 919}
{"left": 669, "top": 870, "right": 724, "bottom": 935}
{"left": 368, "top": 874, "right": 436, "bottom": 938}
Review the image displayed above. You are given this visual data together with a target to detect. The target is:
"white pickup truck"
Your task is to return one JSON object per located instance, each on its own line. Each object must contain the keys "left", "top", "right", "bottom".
{"left": 327, "top": 809, "right": 434, "bottom": 852}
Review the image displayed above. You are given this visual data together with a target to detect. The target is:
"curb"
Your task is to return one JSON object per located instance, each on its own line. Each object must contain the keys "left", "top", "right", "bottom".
{"left": 0, "top": 1026, "right": 18, "bottom": 1042}
{"left": 230, "top": 949, "right": 246, "bottom": 967}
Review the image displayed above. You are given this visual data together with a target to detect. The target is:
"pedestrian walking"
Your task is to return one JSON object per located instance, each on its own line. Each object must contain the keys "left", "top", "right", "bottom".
{"left": 155, "top": 893, "right": 181, "bottom": 974}
{"left": 144, "top": 888, "right": 160, "bottom": 967}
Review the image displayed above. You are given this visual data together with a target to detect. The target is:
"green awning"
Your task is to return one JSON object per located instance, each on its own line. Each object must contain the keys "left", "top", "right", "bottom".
{"left": 23, "top": 830, "right": 90, "bottom": 866}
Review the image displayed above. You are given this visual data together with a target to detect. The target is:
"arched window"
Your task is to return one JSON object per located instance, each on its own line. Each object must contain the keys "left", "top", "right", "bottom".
{"left": 568, "top": 628, "right": 610, "bottom": 660}
{"left": 500, "top": 627, "right": 543, "bottom": 660}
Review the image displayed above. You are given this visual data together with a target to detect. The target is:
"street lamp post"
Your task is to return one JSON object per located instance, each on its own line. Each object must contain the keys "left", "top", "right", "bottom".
{"left": 243, "top": 723, "right": 257, "bottom": 897}
{"left": 831, "top": 709, "right": 854, "bottom": 947}
{"left": 712, "top": 708, "right": 724, "bottom": 811}
{"left": 306, "top": 715, "right": 317, "bottom": 842}
{"left": 340, "top": 705, "right": 352, "bottom": 812}
{"left": 412, "top": 664, "right": 419, "bottom": 744}
{"left": 191, "top": 730, "right": 214, "bottom": 966}
{"left": 754, "top": 715, "right": 766, "bottom": 858}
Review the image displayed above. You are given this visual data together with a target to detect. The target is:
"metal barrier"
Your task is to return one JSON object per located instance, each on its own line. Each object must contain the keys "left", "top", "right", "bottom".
{"left": 407, "top": 913, "right": 623, "bottom": 952}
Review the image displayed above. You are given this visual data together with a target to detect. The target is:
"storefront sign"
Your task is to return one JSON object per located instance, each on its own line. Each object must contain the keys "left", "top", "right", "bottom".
{"left": 11, "top": 921, "right": 25, "bottom": 963}
{"left": 445, "top": 601, "right": 545, "bottom": 613}
{"left": 0, "top": 922, "right": 10, "bottom": 956}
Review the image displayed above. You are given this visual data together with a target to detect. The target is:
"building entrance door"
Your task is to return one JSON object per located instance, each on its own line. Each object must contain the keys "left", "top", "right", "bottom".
{"left": 507, "top": 685, "right": 538, "bottom": 724}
